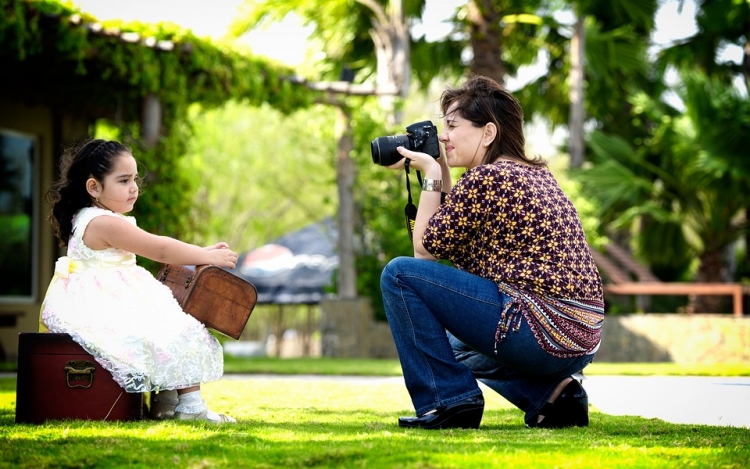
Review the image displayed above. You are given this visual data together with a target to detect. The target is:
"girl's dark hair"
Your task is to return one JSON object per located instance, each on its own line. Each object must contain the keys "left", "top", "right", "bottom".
{"left": 45, "top": 139, "right": 132, "bottom": 246}
{"left": 440, "top": 74, "right": 545, "bottom": 167}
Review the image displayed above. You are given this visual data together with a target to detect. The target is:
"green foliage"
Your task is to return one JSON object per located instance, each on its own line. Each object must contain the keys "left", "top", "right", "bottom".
{"left": 548, "top": 158, "right": 608, "bottom": 251}
{"left": 516, "top": 2, "right": 656, "bottom": 140}
{"left": 231, "top": 0, "right": 440, "bottom": 85}
{"left": 579, "top": 67, "right": 750, "bottom": 284}
{"left": 181, "top": 101, "right": 338, "bottom": 251}
{"left": 349, "top": 104, "right": 415, "bottom": 320}
{"left": 219, "top": 357, "right": 750, "bottom": 377}
{"left": 1, "top": 0, "right": 320, "bottom": 263}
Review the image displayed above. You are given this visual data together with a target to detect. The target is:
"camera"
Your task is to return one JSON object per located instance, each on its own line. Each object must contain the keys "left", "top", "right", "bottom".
{"left": 370, "top": 120, "right": 441, "bottom": 166}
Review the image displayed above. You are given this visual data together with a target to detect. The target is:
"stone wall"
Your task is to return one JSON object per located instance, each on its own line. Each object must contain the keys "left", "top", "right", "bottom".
{"left": 320, "top": 298, "right": 397, "bottom": 358}
{"left": 320, "top": 298, "right": 749, "bottom": 363}
{"left": 595, "top": 314, "right": 750, "bottom": 363}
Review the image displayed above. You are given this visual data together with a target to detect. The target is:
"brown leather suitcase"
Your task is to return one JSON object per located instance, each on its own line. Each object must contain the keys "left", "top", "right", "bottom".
{"left": 15, "top": 333, "right": 144, "bottom": 424}
{"left": 157, "top": 264, "right": 257, "bottom": 340}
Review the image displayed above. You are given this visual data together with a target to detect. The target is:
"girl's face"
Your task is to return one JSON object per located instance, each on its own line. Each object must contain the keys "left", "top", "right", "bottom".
{"left": 439, "top": 103, "right": 487, "bottom": 169}
{"left": 94, "top": 153, "right": 139, "bottom": 214}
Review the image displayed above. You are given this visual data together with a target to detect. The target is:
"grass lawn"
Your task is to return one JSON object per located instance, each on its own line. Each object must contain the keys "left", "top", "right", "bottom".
{"left": 1, "top": 359, "right": 749, "bottom": 468}
{"left": 220, "top": 356, "right": 750, "bottom": 377}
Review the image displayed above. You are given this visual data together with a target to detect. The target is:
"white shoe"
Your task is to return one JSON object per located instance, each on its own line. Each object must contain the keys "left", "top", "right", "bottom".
{"left": 174, "top": 409, "right": 237, "bottom": 424}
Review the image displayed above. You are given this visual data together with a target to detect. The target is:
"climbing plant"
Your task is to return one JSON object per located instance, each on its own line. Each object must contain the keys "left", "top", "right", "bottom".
{"left": 1, "top": 0, "right": 318, "bottom": 250}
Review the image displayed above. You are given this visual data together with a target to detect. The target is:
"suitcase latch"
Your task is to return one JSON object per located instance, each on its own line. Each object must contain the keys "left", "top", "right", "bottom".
{"left": 64, "top": 360, "right": 96, "bottom": 388}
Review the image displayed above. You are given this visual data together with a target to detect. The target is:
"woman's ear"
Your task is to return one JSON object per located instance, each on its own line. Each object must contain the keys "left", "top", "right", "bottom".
{"left": 483, "top": 123, "right": 498, "bottom": 145}
{"left": 86, "top": 178, "right": 101, "bottom": 199}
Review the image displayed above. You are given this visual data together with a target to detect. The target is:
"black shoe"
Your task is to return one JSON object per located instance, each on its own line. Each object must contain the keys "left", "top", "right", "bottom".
{"left": 398, "top": 396, "right": 484, "bottom": 430}
{"left": 529, "top": 379, "right": 589, "bottom": 429}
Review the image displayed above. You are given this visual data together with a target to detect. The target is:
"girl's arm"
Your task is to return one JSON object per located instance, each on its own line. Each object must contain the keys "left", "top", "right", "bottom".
{"left": 83, "top": 216, "right": 238, "bottom": 268}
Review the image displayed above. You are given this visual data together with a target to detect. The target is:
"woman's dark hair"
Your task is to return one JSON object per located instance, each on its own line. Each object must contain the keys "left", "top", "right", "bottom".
{"left": 440, "top": 74, "right": 545, "bottom": 166}
{"left": 45, "top": 139, "right": 132, "bottom": 246}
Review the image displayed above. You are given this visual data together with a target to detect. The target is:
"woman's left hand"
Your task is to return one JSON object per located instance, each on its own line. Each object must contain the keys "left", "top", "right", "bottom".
{"left": 386, "top": 146, "right": 442, "bottom": 177}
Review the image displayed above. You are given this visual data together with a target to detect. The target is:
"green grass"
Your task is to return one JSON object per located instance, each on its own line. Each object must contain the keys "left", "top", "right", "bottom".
{"left": 6, "top": 357, "right": 750, "bottom": 377}
{"left": 221, "top": 356, "right": 750, "bottom": 377}
{"left": 1, "top": 370, "right": 749, "bottom": 468}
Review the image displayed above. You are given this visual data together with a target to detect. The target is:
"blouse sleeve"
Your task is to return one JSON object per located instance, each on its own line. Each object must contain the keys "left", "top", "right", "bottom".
{"left": 422, "top": 166, "right": 497, "bottom": 261}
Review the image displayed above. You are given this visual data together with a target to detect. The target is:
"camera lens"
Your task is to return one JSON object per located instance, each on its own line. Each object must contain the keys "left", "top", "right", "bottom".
{"left": 370, "top": 134, "right": 410, "bottom": 166}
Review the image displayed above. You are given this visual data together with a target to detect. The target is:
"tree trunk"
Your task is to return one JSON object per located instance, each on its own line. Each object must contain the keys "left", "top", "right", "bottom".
{"left": 568, "top": 14, "right": 586, "bottom": 168}
{"left": 742, "top": 37, "right": 749, "bottom": 91}
{"left": 743, "top": 39, "right": 749, "bottom": 270}
{"left": 467, "top": 0, "right": 506, "bottom": 85}
{"left": 370, "top": 0, "right": 410, "bottom": 125}
{"left": 141, "top": 93, "right": 162, "bottom": 149}
{"left": 335, "top": 105, "right": 357, "bottom": 298}
{"left": 690, "top": 248, "right": 727, "bottom": 313}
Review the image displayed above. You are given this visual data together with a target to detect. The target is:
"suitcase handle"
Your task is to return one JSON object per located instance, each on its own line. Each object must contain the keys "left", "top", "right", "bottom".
{"left": 64, "top": 360, "right": 96, "bottom": 389}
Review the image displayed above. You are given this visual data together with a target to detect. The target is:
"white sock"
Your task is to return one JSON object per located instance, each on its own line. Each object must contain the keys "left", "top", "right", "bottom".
{"left": 174, "top": 390, "right": 207, "bottom": 414}
{"left": 175, "top": 390, "right": 223, "bottom": 422}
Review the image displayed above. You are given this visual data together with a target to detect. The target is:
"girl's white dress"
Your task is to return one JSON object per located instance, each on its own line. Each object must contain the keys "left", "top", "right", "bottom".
{"left": 41, "top": 206, "right": 224, "bottom": 393}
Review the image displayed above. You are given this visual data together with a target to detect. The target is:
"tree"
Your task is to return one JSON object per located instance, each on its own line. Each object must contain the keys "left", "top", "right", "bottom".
{"left": 580, "top": 69, "right": 750, "bottom": 312}
{"left": 229, "top": 0, "right": 462, "bottom": 300}
{"left": 658, "top": 0, "right": 750, "bottom": 285}
{"left": 180, "top": 101, "right": 338, "bottom": 250}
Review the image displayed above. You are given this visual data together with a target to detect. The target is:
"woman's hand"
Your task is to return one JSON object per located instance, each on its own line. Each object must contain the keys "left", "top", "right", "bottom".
{"left": 386, "top": 146, "right": 442, "bottom": 178}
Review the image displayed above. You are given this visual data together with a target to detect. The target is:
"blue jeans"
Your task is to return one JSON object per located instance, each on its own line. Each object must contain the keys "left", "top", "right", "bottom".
{"left": 381, "top": 256, "right": 595, "bottom": 426}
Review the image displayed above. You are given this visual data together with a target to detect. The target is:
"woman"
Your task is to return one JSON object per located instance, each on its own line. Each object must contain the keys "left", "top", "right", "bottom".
{"left": 381, "top": 75, "right": 604, "bottom": 429}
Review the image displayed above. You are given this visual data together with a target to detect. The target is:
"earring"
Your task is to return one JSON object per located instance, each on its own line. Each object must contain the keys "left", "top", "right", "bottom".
{"left": 483, "top": 142, "right": 489, "bottom": 148}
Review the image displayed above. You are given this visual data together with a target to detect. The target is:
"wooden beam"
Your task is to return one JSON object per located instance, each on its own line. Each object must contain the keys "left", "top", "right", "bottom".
{"left": 603, "top": 283, "right": 746, "bottom": 317}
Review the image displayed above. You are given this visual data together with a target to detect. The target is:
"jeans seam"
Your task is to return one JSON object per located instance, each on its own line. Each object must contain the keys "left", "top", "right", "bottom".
{"left": 398, "top": 272, "right": 505, "bottom": 310}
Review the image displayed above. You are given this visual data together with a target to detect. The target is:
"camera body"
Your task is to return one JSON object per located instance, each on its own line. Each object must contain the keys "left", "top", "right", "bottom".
{"left": 370, "top": 121, "right": 441, "bottom": 166}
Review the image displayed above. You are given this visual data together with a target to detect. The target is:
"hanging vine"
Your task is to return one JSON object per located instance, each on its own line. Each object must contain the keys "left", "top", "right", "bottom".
{"left": 1, "top": 0, "right": 318, "bottom": 247}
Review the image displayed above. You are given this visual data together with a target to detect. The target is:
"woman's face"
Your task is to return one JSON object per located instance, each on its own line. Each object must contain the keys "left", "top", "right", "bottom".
{"left": 439, "top": 103, "right": 486, "bottom": 169}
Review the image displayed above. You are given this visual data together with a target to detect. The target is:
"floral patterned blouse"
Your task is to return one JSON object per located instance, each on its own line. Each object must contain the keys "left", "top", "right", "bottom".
{"left": 423, "top": 160, "right": 604, "bottom": 358}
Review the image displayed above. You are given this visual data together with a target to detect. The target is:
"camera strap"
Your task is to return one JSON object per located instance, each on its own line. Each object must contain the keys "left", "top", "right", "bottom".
{"left": 403, "top": 159, "right": 423, "bottom": 241}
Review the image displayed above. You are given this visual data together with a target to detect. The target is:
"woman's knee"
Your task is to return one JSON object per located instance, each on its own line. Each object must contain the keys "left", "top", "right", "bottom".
{"left": 381, "top": 256, "right": 414, "bottom": 283}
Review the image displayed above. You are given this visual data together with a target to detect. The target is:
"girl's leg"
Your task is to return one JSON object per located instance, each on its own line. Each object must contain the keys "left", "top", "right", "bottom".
{"left": 177, "top": 385, "right": 200, "bottom": 394}
{"left": 174, "top": 384, "right": 236, "bottom": 423}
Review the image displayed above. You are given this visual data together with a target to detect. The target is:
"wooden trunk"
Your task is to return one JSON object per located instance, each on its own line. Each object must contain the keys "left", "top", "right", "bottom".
{"left": 15, "top": 333, "right": 145, "bottom": 424}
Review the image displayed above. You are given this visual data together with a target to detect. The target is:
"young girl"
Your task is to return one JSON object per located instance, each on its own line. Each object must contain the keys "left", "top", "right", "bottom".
{"left": 41, "top": 139, "right": 238, "bottom": 423}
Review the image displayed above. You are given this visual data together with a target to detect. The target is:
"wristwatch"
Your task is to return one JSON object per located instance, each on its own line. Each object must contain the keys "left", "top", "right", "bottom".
{"left": 422, "top": 179, "right": 443, "bottom": 192}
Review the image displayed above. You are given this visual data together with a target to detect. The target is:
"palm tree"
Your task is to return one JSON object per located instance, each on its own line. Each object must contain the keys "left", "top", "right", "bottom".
{"left": 658, "top": 0, "right": 750, "bottom": 281}
{"left": 514, "top": 0, "right": 657, "bottom": 146}
{"left": 581, "top": 69, "right": 750, "bottom": 312}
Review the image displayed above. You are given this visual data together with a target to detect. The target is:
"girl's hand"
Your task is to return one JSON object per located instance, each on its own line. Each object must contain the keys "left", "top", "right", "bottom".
{"left": 208, "top": 247, "right": 238, "bottom": 269}
{"left": 205, "top": 242, "right": 230, "bottom": 251}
